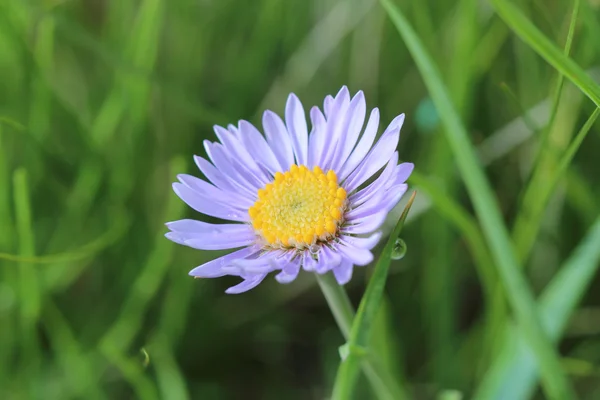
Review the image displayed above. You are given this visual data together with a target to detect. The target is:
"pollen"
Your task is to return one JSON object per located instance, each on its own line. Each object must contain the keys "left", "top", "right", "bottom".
{"left": 249, "top": 165, "right": 347, "bottom": 249}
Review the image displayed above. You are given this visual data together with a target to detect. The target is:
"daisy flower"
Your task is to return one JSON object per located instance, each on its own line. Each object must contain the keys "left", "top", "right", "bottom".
{"left": 166, "top": 86, "right": 413, "bottom": 294}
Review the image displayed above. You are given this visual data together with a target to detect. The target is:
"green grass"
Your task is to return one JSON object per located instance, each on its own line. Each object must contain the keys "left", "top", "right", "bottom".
{"left": 1, "top": 0, "right": 600, "bottom": 399}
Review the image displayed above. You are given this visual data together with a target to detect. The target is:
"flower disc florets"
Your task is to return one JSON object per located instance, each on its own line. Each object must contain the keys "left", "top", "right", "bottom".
{"left": 249, "top": 165, "right": 347, "bottom": 249}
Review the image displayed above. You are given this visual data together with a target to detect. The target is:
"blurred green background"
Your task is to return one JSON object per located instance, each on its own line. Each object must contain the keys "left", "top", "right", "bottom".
{"left": 1, "top": 0, "right": 600, "bottom": 399}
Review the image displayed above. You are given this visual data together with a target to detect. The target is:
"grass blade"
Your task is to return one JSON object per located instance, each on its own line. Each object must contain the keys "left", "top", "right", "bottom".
{"left": 512, "top": 0, "right": 584, "bottom": 264}
{"left": 330, "top": 192, "right": 416, "bottom": 400}
{"left": 513, "top": 107, "right": 599, "bottom": 262}
{"left": 378, "top": 1, "right": 576, "bottom": 398}
{"left": 489, "top": 0, "right": 600, "bottom": 108}
{"left": 13, "top": 168, "right": 41, "bottom": 391}
{"left": 538, "top": 0, "right": 580, "bottom": 159}
{"left": 475, "top": 217, "right": 600, "bottom": 400}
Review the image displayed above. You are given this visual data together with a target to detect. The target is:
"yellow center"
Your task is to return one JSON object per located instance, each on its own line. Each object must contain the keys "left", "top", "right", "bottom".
{"left": 248, "top": 164, "right": 347, "bottom": 249}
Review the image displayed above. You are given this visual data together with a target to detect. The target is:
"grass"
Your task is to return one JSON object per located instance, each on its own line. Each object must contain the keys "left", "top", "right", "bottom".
{"left": 0, "top": 0, "right": 599, "bottom": 399}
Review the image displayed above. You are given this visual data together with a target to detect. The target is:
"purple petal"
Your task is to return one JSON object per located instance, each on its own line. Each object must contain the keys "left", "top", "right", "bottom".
{"left": 225, "top": 273, "right": 268, "bottom": 294}
{"left": 194, "top": 155, "right": 237, "bottom": 192}
{"left": 188, "top": 246, "right": 260, "bottom": 278}
{"left": 173, "top": 182, "right": 249, "bottom": 222}
{"left": 387, "top": 162, "right": 414, "bottom": 188}
{"left": 346, "top": 189, "right": 386, "bottom": 220}
{"left": 316, "top": 246, "right": 342, "bottom": 274}
{"left": 302, "top": 251, "right": 318, "bottom": 272}
{"left": 194, "top": 154, "right": 257, "bottom": 200}
{"left": 349, "top": 152, "right": 398, "bottom": 207}
{"left": 165, "top": 232, "right": 187, "bottom": 245}
{"left": 339, "top": 232, "right": 382, "bottom": 250}
{"left": 238, "top": 120, "right": 282, "bottom": 174}
{"left": 319, "top": 87, "right": 350, "bottom": 170}
{"left": 177, "top": 174, "right": 254, "bottom": 209}
{"left": 334, "top": 86, "right": 350, "bottom": 103}
{"left": 166, "top": 219, "right": 217, "bottom": 233}
{"left": 166, "top": 219, "right": 253, "bottom": 247}
{"left": 176, "top": 225, "right": 256, "bottom": 251}
{"left": 204, "top": 141, "right": 260, "bottom": 194}
{"left": 335, "top": 242, "right": 374, "bottom": 266}
{"left": 285, "top": 93, "right": 308, "bottom": 165}
{"left": 307, "top": 106, "right": 327, "bottom": 169}
{"left": 338, "top": 108, "right": 380, "bottom": 181}
{"left": 275, "top": 256, "right": 301, "bottom": 284}
{"left": 263, "top": 110, "right": 294, "bottom": 170}
{"left": 323, "top": 95, "right": 334, "bottom": 118}
{"left": 346, "top": 185, "right": 407, "bottom": 220}
{"left": 210, "top": 141, "right": 269, "bottom": 194}
{"left": 231, "top": 250, "right": 287, "bottom": 273}
{"left": 343, "top": 114, "right": 404, "bottom": 193}
{"left": 329, "top": 91, "right": 366, "bottom": 172}
{"left": 342, "top": 211, "right": 388, "bottom": 235}
{"left": 333, "top": 259, "right": 353, "bottom": 285}
{"left": 227, "top": 124, "right": 240, "bottom": 137}
{"left": 213, "top": 125, "right": 271, "bottom": 185}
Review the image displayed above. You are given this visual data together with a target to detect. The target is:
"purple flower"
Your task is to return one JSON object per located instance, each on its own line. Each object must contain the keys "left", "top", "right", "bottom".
{"left": 166, "top": 87, "right": 413, "bottom": 293}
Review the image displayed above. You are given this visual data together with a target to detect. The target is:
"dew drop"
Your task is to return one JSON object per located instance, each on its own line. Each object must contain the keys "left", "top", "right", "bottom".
{"left": 391, "top": 238, "right": 407, "bottom": 260}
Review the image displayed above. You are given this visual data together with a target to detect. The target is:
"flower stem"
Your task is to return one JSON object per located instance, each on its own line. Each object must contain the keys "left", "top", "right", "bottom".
{"left": 315, "top": 273, "right": 408, "bottom": 400}
{"left": 315, "top": 273, "right": 354, "bottom": 337}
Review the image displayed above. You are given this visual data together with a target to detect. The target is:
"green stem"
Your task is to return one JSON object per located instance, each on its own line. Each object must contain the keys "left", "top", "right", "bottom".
{"left": 315, "top": 273, "right": 408, "bottom": 400}
{"left": 316, "top": 273, "right": 354, "bottom": 337}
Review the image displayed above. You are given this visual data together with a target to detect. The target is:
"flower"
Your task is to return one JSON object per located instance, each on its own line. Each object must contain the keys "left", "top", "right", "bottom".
{"left": 166, "top": 86, "right": 413, "bottom": 294}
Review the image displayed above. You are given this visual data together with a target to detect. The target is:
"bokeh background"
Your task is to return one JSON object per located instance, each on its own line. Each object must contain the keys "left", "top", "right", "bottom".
{"left": 1, "top": 0, "right": 600, "bottom": 399}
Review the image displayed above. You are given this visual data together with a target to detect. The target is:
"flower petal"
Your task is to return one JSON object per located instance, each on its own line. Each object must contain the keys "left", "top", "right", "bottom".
{"left": 173, "top": 182, "right": 250, "bottom": 222}
{"left": 335, "top": 242, "right": 374, "bottom": 266}
{"left": 179, "top": 226, "right": 255, "bottom": 251}
{"left": 323, "top": 95, "right": 334, "bottom": 118}
{"left": 285, "top": 93, "right": 308, "bottom": 165}
{"left": 330, "top": 91, "right": 366, "bottom": 173}
{"left": 194, "top": 155, "right": 236, "bottom": 192}
{"left": 316, "top": 246, "right": 342, "bottom": 274}
{"left": 346, "top": 184, "right": 407, "bottom": 221}
{"left": 387, "top": 162, "right": 414, "bottom": 188}
{"left": 339, "top": 231, "right": 382, "bottom": 250}
{"left": 225, "top": 273, "right": 268, "bottom": 294}
{"left": 263, "top": 110, "right": 295, "bottom": 170}
{"left": 348, "top": 152, "right": 398, "bottom": 207}
{"left": 302, "top": 251, "right": 318, "bottom": 272}
{"left": 338, "top": 108, "right": 380, "bottom": 181}
{"left": 320, "top": 87, "right": 350, "bottom": 170}
{"left": 166, "top": 219, "right": 253, "bottom": 248}
{"left": 342, "top": 211, "right": 388, "bottom": 235}
{"left": 343, "top": 114, "right": 404, "bottom": 193}
{"left": 238, "top": 120, "right": 282, "bottom": 174}
{"left": 230, "top": 250, "right": 287, "bottom": 274}
{"left": 204, "top": 141, "right": 260, "bottom": 194}
{"left": 177, "top": 174, "right": 254, "bottom": 209}
{"left": 275, "top": 256, "right": 302, "bottom": 284}
{"left": 333, "top": 259, "right": 353, "bottom": 285}
{"left": 307, "top": 106, "right": 327, "bottom": 169}
{"left": 213, "top": 125, "right": 271, "bottom": 185}
{"left": 188, "top": 246, "right": 260, "bottom": 278}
